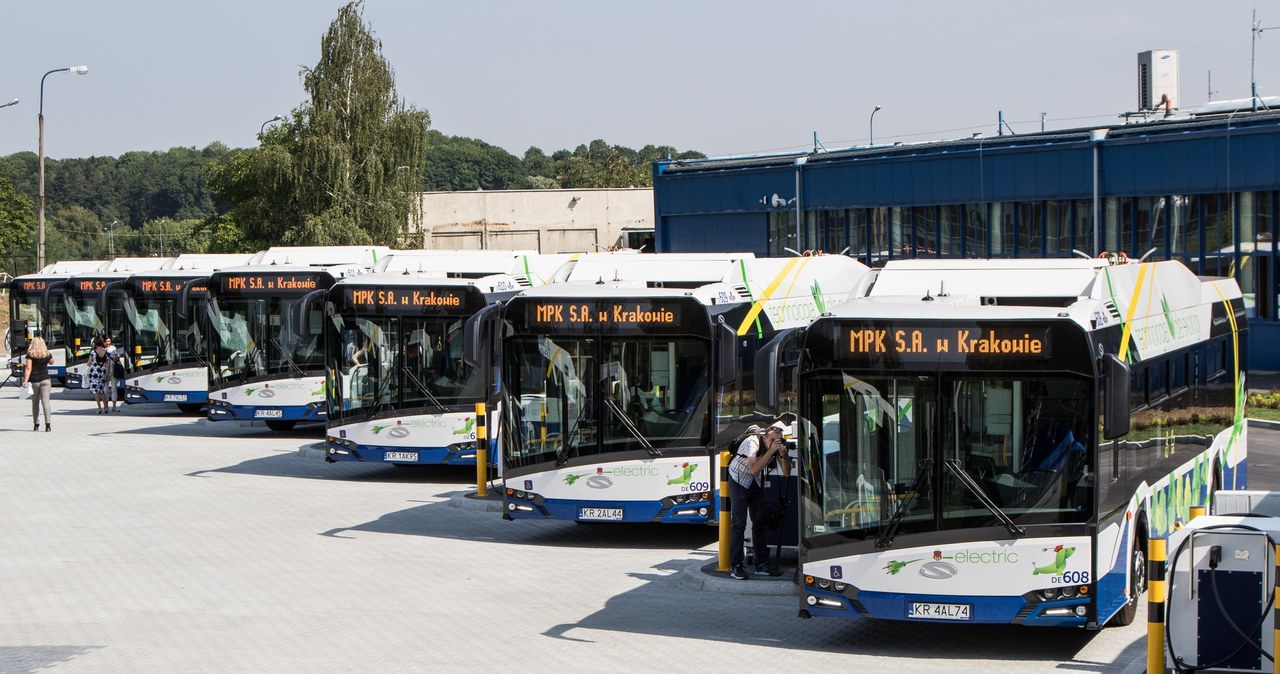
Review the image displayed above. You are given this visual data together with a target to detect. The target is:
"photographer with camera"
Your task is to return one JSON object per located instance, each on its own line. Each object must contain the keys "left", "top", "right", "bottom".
{"left": 727, "top": 423, "right": 791, "bottom": 580}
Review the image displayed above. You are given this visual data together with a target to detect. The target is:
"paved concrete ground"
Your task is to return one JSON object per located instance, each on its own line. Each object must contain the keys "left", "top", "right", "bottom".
{"left": 0, "top": 387, "right": 1156, "bottom": 673}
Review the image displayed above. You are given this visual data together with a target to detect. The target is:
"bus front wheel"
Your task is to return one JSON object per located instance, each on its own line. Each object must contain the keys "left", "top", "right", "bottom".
{"left": 1109, "top": 523, "right": 1147, "bottom": 627}
{"left": 265, "top": 420, "right": 297, "bottom": 432}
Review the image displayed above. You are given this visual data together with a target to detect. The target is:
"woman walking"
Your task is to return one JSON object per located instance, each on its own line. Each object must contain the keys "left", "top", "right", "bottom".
{"left": 88, "top": 336, "right": 110, "bottom": 414}
{"left": 20, "top": 336, "right": 54, "bottom": 431}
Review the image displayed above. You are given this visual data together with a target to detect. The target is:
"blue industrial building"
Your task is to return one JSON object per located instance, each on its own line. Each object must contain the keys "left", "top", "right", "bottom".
{"left": 653, "top": 110, "right": 1280, "bottom": 368}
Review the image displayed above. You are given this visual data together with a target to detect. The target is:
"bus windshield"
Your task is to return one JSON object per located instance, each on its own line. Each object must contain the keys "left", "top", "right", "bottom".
{"left": 122, "top": 293, "right": 202, "bottom": 369}
{"left": 326, "top": 313, "right": 479, "bottom": 420}
{"left": 64, "top": 293, "right": 103, "bottom": 360}
{"left": 502, "top": 335, "right": 712, "bottom": 469}
{"left": 800, "top": 373, "right": 1093, "bottom": 545}
{"left": 209, "top": 295, "right": 322, "bottom": 388}
{"left": 11, "top": 286, "right": 66, "bottom": 347}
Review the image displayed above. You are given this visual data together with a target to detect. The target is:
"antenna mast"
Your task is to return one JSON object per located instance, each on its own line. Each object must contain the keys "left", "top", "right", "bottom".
{"left": 1252, "top": 10, "right": 1280, "bottom": 111}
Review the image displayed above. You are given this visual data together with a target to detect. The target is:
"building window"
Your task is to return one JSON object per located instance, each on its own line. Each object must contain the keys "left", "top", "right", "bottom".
{"left": 913, "top": 206, "right": 937, "bottom": 257}
{"left": 1017, "top": 202, "right": 1042, "bottom": 257}
{"left": 939, "top": 205, "right": 962, "bottom": 257}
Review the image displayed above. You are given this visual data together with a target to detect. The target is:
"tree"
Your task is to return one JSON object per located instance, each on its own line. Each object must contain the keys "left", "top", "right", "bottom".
{"left": 0, "top": 174, "right": 35, "bottom": 275}
{"left": 208, "top": 1, "right": 429, "bottom": 249}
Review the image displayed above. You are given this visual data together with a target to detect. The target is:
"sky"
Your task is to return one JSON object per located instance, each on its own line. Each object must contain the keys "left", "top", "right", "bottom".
{"left": 0, "top": 1, "right": 1272, "bottom": 160}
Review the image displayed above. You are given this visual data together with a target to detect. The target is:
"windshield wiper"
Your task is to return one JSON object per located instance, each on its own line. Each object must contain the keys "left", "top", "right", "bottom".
{"left": 405, "top": 369, "right": 448, "bottom": 412}
{"left": 942, "top": 458, "right": 1026, "bottom": 538}
{"left": 269, "top": 337, "right": 307, "bottom": 379}
{"left": 367, "top": 371, "right": 395, "bottom": 419}
{"left": 602, "top": 396, "right": 658, "bottom": 457}
{"left": 876, "top": 459, "right": 932, "bottom": 549}
{"left": 557, "top": 398, "right": 589, "bottom": 467}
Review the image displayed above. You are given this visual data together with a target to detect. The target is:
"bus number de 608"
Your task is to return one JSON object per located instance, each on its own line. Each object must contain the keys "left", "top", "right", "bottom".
{"left": 1054, "top": 571, "right": 1090, "bottom": 584}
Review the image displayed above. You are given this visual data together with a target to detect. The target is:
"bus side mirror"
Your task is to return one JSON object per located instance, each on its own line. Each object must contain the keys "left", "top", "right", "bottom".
{"left": 291, "top": 289, "right": 327, "bottom": 341}
{"left": 754, "top": 328, "right": 800, "bottom": 415}
{"left": 716, "top": 319, "right": 738, "bottom": 387}
{"left": 463, "top": 303, "right": 500, "bottom": 368}
{"left": 1103, "top": 354, "right": 1131, "bottom": 440}
{"left": 9, "top": 320, "right": 28, "bottom": 351}
{"left": 176, "top": 276, "right": 210, "bottom": 320}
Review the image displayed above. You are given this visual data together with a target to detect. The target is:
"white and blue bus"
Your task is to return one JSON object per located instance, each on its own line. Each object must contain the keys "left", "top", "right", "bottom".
{"left": 320, "top": 250, "right": 572, "bottom": 466}
{"left": 756, "top": 257, "right": 1247, "bottom": 628}
{"left": 498, "top": 252, "right": 873, "bottom": 524}
{"left": 7, "top": 260, "right": 107, "bottom": 385}
{"left": 63, "top": 257, "right": 176, "bottom": 389}
{"left": 204, "top": 246, "right": 388, "bottom": 431}
{"left": 119, "top": 254, "right": 255, "bottom": 411}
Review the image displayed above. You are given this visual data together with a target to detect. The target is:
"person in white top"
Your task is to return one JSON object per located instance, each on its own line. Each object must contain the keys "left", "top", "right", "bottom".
{"left": 727, "top": 423, "right": 791, "bottom": 580}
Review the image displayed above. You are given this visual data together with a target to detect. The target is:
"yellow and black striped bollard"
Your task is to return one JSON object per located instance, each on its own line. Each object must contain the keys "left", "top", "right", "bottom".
{"left": 1147, "top": 537, "right": 1168, "bottom": 674}
{"left": 475, "top": 402, "right": 487, "bottom": 497}
{"left": 718, "top": 451, "right": 731, "bottom": 572}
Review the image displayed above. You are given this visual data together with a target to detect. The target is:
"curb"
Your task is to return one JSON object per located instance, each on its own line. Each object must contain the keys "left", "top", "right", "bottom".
{"left": 449, "top": 490, "right": 504, "bottom": 513}
{"left": 1247, "top": 417, "right": 1280, "bottom": 431}
{"left": 679, "top": 558, "right": 799, "bottom": 596}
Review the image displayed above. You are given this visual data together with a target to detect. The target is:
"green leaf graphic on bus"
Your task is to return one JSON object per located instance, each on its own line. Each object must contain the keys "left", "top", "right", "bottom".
{"left": 453, "top": 418, "right": 475, "bottom": 435}
{"left": 155, "top": 375, "right": 167, "bottom": 383}
{"left": 563, "top": 473, "right": 588, "bottom": 485}
{"left": 1031, "top": 545, "right": 1075, "bottom": 575}
{"left": 371, "top": 424, "right": 390, "bottom": 435}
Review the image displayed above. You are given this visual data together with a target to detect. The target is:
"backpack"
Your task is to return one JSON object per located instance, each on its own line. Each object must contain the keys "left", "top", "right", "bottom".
{"left": 111, "top": 353, "right": 126, "bottom": 379}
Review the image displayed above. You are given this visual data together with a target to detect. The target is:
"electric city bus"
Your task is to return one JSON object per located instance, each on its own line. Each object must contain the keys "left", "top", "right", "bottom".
{"left": 755, "top": 256, "right": 1247, "bottom": 628}
{"left": 118, "top": 254, "right": 255, "bottom": 411}
{"left": 320, "top": 250, "right": 573, "bottom": 466}
{"left": 497, "top": 252, "right": 873, "bottom": 524}
{"left": 7, "top": 260, "right": 107, "bottom": 385}
{"left": 204, "top": 246, "right": 388, "bottom": 431}
{"left": 63, "top": 257, "right": 176, "bottom": 389}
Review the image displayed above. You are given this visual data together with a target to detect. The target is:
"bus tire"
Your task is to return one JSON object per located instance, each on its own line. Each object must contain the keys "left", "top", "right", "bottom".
{"left": 176, "top": 403, "right": 204, "bottom": 414}
{"left": 1109, "top": 516, "right": 1147, "bottom": 627}
{"left": 265, "top": 420, "right": 297, "bottom": 432}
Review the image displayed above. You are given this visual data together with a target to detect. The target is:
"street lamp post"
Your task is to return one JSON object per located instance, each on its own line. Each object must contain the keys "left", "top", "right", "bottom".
{"left": 260, "top": 114, "right": 285, "bottom": 135}
{"left": 38, "top": 65, "right": 88, "bottom": 269}
{"left": 869, "top": 105, "right": 882, "bottom": 146}
{"left": 106, "top": 220, "right": 117, "bottom": 258}
{"left": 0, "top": 98, "right": 18, "bottom": 110}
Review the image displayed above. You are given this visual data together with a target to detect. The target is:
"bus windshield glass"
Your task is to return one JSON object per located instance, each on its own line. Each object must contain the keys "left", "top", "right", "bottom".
{"left": 800, "top": 373, "right": 1092, "bottom": 544}
{"left": 209, "top": 295, "right": 322, "bottom": 388}
{"left": 11, "top": 286, "right": 66, "bottom": 346}
{"left": 64, "top": 293, "right": 103, "bottom": 360}
{"left": 122, "top": 293, "right": 189, "bottom": 369}
{"left": 326, "top": 313, "right": 479, "bottom": 420}
{"left": 502, "top": 335, "right": 711, "bottom": 469}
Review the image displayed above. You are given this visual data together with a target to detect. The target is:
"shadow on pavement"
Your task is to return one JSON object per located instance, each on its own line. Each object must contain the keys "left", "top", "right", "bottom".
{"left": 0, "top": 645, "right": 103, "bottom": 674}
{"left": 319, "top": 498, "right": 719, "bottom": 551}
{"left": 185, "top": 450, "right": 478, "bottom": 484}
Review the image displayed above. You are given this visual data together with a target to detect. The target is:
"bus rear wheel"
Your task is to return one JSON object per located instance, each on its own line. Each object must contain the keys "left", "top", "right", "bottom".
{"left": 1110, "top": 525, "right": 1147, "bottom": 627}
{"left": 265, "top": 420, "right": 297, "bottom": 432}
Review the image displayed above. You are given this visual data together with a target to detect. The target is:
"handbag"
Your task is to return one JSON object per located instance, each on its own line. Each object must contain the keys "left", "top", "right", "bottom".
{"left": 18, "top": 383, "right": 32, "bottom": 400}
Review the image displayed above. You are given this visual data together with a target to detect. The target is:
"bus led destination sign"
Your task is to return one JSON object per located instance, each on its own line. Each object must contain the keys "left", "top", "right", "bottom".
{"left": 17, "top": 280, "right": 47, "bottom": 291}
{"left": 347, "top": 288, "right": 464, "bottom": 309}
{"left": 847, "top": 326, "right": 1052, "bottom": 360}
{"left": 222, "top": 274, "right": 319, "bottom": 293}
{"left": 531, "top": 301, "right": 682, "bottom": 328}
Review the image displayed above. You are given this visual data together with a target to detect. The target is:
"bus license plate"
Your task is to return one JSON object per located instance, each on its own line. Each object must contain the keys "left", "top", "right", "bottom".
{"left": 163, "top": 394, "right": 187, "bottom": 402}
{"left": 579, "top": 507, "right": 623, "bottom": 521}
{"left": 254, "top": 409, "right": 283, "bottom": 418}
{"left": 908, "top": 602, "right": 971, "bottom": 621}
{"left": 384, "top": 452, "right": 418, "bottom": 462}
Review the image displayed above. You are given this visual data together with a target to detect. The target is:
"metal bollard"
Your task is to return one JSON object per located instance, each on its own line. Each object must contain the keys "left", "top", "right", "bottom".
{"left": 475, "top": 402, "right": 487, "bottom": 497}
{"left": 1147, "top": 537, "right": 1168, "bottom": 674}
{"left": 718, "top": 451, "right": 731, "bottom": 572}
{"left": 1274, "top": 543, "right": 1280, "bottom": 674}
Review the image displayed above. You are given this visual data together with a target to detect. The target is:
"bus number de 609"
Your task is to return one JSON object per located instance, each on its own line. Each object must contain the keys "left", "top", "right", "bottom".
{"left": 686, "top": 482, "right": 710, "bottom": 493}
{"left": 1053, "top": 571, "right": 1090, "bottom": 584}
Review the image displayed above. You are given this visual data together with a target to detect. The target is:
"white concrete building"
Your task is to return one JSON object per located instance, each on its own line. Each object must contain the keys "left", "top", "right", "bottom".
{"left": 417, "top": 188, "right": 654, "bottom": 252}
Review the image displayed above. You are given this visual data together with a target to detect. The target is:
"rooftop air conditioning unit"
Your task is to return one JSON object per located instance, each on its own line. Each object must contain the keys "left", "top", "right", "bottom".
{"left": 1138, "top": 49, "right": 1180, "bottom": 110}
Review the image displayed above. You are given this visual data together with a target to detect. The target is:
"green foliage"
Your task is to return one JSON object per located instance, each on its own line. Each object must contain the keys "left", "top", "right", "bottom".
{"left": 423, "top": 131, "right": 524, "bottom": 191}
{"left": 0, "top": 174, "right": 35, "bottom": 274}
